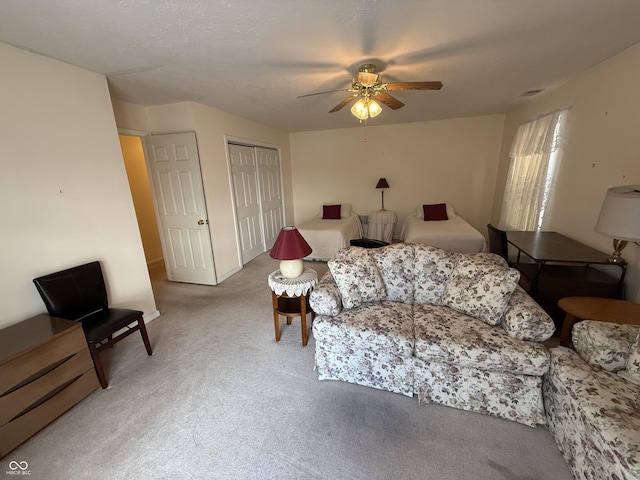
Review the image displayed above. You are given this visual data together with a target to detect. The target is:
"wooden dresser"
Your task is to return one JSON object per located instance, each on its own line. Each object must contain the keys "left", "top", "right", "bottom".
{"left": 0, "top": 314, "right": 99, "bottom": 458}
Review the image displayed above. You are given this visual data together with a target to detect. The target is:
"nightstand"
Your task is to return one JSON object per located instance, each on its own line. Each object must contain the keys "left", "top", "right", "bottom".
{"left": 368, "top": 210, "right": 397, "bottom": 243}
{"left": 268, "top": 267, "right": 317, "bottom": 346}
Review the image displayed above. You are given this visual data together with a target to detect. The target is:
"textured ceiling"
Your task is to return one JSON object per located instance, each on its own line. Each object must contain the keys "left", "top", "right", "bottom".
{"left": 2, "top": 1, "right": 640, "bottom": 132}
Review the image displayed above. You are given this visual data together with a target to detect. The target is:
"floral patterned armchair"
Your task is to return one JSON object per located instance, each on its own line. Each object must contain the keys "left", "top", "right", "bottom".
{"left": 310, "top": 243, "right": 555, "bottom": 427}
{"left": 543, "top": 320, "right": 640, "bottom": 479}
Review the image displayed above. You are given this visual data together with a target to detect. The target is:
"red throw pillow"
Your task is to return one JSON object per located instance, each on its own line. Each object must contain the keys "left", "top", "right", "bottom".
{"left": 322, "top": 204, "right": 341, "bottom": 219}
{"left": 423, "top": 203, "right": 448, "bottom": 221}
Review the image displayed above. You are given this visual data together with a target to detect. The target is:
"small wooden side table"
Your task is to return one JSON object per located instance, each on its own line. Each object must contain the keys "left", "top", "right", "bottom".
{"left": 268, "top": 267, "right": 317, "bottom": 346}
{"left": 558, "top": 297, "right": 640, "bottom": 347}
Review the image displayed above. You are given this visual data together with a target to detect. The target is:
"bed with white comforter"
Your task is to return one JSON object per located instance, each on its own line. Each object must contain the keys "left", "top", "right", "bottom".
{"left": 400, "top": 204, "right": 486, "bottom": 253}
{"left": 298, "top": 205, "right": 363, "bottom": 261}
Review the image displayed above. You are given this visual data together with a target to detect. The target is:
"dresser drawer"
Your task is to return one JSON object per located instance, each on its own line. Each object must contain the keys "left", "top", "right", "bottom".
{"left": 0, "top": 370, "right": 98, "bottom": 457}
{"left": 0, "top": 325, "right": 88, "bottom": 395}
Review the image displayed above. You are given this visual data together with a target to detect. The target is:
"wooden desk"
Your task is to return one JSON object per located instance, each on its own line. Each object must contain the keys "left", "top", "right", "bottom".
{"left": 558, "top": 297, "right": 640, "bottom": 347}
{"left": 0, "top": 314, "right": 99, "bottom": 458}
{"left": 506, "top": 231, "right": 626, "bottom": 329}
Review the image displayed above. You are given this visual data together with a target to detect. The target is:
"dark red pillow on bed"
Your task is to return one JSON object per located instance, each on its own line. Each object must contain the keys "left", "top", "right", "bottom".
{"left": 322, "top": 204, "right": 341, "bottom": 219}
{"left": 423, "top": 203, "right": 448, "bottom": 221}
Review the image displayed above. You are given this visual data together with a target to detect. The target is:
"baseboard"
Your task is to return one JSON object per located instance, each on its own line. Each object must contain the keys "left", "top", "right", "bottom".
{"left": 144, "top": 310, "right": 161, "bottom": 323}
{"left": 147, "top": 258, "right": 164, "bottom": 268}
{"left": 216, "top": 265, "right": 242, "bottom": 283}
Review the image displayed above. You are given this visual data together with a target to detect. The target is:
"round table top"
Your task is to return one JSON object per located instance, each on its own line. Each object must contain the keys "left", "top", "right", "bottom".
{"left": 558, "top": 296, "right": 640, "bottom": 324}
{"left": 268, "top": 267, "right": 317, "bottom": 297}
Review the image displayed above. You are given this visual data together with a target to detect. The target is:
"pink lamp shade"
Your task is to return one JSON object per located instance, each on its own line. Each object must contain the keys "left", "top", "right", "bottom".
{"left": 270, "top": 227, "right": 312, "bottom": 278}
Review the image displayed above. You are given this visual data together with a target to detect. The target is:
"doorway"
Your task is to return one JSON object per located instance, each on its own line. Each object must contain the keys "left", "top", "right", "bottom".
{"left": 120, "top": 132, "right": 217, "bottom": 285}
{"left": 119, "top": 134, "right": 165, "bottom": 280}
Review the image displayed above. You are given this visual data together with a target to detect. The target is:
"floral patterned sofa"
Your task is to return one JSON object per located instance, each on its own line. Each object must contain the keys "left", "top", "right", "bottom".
{"left": 309, "top": 243, "right": 555, "bottom": 427}
{"left": 543, "top": 320, "right": 640, "bottom": 479}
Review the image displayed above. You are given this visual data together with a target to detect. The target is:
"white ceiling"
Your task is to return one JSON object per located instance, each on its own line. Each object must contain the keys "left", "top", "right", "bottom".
{"left": 2, "top": 1, "right": 640, "bottom": 133}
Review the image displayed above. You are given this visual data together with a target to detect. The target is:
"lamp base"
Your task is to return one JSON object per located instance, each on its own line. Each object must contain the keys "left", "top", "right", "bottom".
{"left": 607, "top": 239, "right": 628, "bottom": 264}
{"left": 279, "top": 259, "right": 304, "bottom": 278}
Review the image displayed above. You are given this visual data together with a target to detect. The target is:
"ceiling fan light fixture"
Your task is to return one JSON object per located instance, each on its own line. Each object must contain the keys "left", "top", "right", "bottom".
{"left": 351, "top": 98, "right": 382, "bottom": 120}
{"left": 351, "top": 98, "right": 370, "bottom": 120}
{"left": 368, "top": 99, "right": 382, "bottom": 118}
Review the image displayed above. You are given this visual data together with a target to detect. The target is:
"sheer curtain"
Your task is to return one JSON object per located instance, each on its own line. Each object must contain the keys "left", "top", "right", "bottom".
{"left": 499, "top": 108, "right": 569, "bottom": 231}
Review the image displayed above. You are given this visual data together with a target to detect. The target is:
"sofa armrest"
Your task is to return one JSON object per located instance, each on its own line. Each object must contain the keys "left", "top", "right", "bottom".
{"left": 309, "top": 271, "right": 342, "bottom": 316}
{"left": 501, "top": 286, "right": 555, "bottom": 342}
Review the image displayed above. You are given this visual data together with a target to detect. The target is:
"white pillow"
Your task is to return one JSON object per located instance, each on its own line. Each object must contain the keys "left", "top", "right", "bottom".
{"left": 319, "top": 203, "right": 352, "bottom": 218}
{"left": 415, "top": 204, "right": 456, "bottom": 219}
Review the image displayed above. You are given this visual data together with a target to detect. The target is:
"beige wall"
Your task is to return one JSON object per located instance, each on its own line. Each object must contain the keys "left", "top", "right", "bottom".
{"left": 120, "top": 135, "right": 164, "bottom": 266}
{"left": 495, "top": 43, "right": 640, "bottom": 302}
{"left": 112, "top": 100, "right": 292, "bottom": 281}
{"left": 0, "top": 43, "right": 157, "bottom": 329}
{"left": 289, "top": 115, "right": 505, "bottom": 238}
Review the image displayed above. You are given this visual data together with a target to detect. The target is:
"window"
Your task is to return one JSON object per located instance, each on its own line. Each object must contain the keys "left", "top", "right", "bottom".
{"left": 499, "top": 108, "right": 569, "bottom": 231}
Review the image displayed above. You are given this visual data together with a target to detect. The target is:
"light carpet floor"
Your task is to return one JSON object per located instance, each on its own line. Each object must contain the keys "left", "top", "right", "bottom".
{"left": 5, "top": 253, "right": 572, "bottom": 479}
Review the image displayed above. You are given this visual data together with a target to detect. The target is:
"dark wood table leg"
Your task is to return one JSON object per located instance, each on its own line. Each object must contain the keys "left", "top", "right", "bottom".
{"left": 559, "top": 313, "right": 578, "bottom": 347}
{"left": 272, "top": 291, "right": 280, "bottom": 342}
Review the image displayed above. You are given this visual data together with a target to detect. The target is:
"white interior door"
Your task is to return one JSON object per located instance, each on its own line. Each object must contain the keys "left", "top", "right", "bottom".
{"left": 229, "top": 144, "right": 264, "bottom": 263}
{"left": 144, "top": 133, "right": 217, "bottom": 285}
{"left": 257, "top": 147, "right": 284, "bottom": 250}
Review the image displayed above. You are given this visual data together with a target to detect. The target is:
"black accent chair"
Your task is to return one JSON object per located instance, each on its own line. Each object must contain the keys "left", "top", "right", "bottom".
{"left": 33, "top": 261, "right": 153, "bottom": 388}
{"left": 487, "top": 223, "right": 514, "bottom": 264}
{"left": 486, "top": 224, "right": 537, "bottom": 291}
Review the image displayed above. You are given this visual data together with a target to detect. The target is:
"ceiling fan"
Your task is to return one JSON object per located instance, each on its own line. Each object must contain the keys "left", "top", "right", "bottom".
{"left": 298, "top": 63, "right": 443, "bottom": 120}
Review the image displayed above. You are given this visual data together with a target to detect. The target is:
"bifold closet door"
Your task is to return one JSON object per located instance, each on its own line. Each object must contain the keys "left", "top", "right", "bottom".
{"left": 256, "top": 147, "right": 284, "bottom": 250}
{"left": 228, "top": 143, "right": 284, "bottom": 264}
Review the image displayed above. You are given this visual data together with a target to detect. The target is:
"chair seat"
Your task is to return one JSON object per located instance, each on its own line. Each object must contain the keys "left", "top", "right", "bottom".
{"left": 80, "top": 308, "right": 143, "bottom": 343}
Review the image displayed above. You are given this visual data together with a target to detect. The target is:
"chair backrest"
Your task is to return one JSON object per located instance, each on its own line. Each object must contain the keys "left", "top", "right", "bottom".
{"left": 33, "top": 261, "right": 108, "bottom": 320}
{"left": 486, "top": 224, "right": 509, "bottom": 262}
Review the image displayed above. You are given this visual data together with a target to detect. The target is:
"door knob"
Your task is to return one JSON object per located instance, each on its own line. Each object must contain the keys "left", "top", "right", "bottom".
{"left": 198, "top": 219, "right": 208, "bottom": 225}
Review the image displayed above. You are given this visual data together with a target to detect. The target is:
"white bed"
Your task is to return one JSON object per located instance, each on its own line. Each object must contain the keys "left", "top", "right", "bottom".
{"left": 298, "top": 204, "right": 363, "bottom": 261}
{"left": 400, "top": 204, "right": 486, "bottom": 253}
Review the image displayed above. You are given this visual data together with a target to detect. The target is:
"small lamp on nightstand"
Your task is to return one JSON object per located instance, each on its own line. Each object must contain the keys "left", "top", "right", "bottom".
{"left": 269, "top": 226, "right": 313, "bottom": 278}
{"left": 376, "top": 177, "right": 389, "bottom": 211}
{"left": 595, "top": 185, "right": 640, "bottom": 264}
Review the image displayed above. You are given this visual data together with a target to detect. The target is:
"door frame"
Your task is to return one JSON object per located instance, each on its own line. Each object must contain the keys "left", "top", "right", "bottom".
{"left": 224, "top": 135, "right": 286, "bottom": 266}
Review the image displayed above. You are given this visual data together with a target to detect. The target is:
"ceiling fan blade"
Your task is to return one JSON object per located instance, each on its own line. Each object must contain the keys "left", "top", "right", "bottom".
{"left": 374, "top": 91, "right": 405, "bottom": 110}
{"left": 329, "top": 95, "right": 358, "bottom": 113}
{"left": 385, "top": 81, "right": 443, "bottom": 91}
{"left": 297, "top": 88, "right": 349, "bottom": 98}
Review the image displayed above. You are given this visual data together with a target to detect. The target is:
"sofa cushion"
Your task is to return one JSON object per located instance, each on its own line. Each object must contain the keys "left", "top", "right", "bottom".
{"left": 442, "top": 253, "right": 520, "bottom": 325}
{"left": 371, "top": 243, "right": 415, "bottom": 304}
{"left": 312, "top": 301, "right": 414, "bottom": 357}
{"left": 572, "top": 320, "right": 639, "bottom": 372}
{"left": 501, "top": 286, "right": 555, "bottom": 342}
{"left": 619, "top": 332, "right": 640, "bottom": 386}
{"left": 413, "top": 304, "right": 550, "bottom": 376}
{"left": 328, "top": 247, "right": 386, "bottom": 309}
{"left": 413, "top": 245, "right": 457, "bottom": 306}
